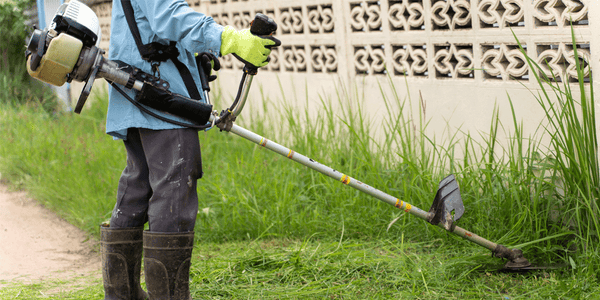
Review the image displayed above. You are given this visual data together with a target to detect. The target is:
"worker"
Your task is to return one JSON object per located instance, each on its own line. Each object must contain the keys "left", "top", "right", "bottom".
{"left": 100, "top": 1, "right": 278, "bottom": 299}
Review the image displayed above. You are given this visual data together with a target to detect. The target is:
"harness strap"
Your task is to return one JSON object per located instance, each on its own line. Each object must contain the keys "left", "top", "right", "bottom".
{"left": 121, "top": 0, "right": 202, "bottom": 100}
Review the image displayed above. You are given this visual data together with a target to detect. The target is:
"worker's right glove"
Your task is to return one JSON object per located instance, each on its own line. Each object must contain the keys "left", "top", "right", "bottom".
{"left": 220, "top": 25, "right": 281, "bottom": 68}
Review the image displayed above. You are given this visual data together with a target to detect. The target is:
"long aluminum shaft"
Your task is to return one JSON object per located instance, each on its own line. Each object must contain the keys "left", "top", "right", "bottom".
{"left": 223, "top": 121, "right": 500, "bottom": 252}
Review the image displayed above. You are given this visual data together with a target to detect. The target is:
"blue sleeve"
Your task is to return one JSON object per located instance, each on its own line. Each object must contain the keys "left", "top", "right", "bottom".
{"left": 134, "top": 0, "right": 223, "bottom": 55}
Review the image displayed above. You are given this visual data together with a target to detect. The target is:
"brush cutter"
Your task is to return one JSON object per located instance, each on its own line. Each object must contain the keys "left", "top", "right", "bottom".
{"left": 26, "top": 0, "right": 543, "bottom": 272}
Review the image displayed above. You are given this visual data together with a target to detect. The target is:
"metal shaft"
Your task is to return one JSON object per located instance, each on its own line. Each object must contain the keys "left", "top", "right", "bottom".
{"left": 98, "top": 57, "right": 145, "bottom": 91}
{"left": 223, "top": 121, "right": 500, "bottom": 252}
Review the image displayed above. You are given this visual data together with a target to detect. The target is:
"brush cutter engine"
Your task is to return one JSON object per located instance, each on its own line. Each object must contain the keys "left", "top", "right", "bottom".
{"left": 26, "top": 0, "right": 150, "bottom": 113}
{"left": 27, "top": 0, "right": 102, "bottom": 88}
{"left": 25, "top": 0, "right": 213, "bottom": 125}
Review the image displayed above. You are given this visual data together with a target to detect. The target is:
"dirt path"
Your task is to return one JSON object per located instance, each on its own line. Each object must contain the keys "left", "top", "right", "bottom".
{"left": 0, "top": 184, "right": 101, "bottom": 287}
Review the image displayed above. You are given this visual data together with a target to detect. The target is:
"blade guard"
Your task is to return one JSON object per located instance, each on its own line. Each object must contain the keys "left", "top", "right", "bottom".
{"left": 428, "top": 174, "right": 465, "bottom": 231}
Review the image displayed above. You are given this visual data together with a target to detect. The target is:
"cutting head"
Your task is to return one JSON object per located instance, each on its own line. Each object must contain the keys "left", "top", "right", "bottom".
{"left": 492, "top": 245, "right": 567, "bottom": 272}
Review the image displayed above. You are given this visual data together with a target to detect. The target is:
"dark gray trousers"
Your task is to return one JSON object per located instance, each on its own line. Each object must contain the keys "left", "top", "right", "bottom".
{"left": 110, "top": 127, "right": 202, "bottom": 232}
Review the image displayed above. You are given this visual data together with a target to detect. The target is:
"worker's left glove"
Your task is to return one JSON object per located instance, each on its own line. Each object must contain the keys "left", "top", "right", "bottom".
{"left": 220, "top": 25, "right": 280, "bottom": 68}
{"left": 196, "top": 52, "right": 221, "bottom": 82}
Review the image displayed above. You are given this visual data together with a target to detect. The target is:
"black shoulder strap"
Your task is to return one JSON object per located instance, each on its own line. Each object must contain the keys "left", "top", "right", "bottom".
{"left": 121, "top": 0, "right": 202, "bottom": 100}
{"left": 121, "top": 0, "right": 145, "bottom": 57}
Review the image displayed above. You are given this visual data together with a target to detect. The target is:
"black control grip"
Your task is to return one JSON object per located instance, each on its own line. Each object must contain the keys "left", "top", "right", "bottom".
{"left": 243, "top": 13, "right": 280, "bottom": 75}
{"left": 250, "top": 13, "right": 277, "bottom": 36}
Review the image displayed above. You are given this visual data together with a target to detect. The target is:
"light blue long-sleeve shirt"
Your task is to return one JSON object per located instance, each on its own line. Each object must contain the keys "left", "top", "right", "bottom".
{"left": 107, "top": 0, "right": 223, "bottom": 139}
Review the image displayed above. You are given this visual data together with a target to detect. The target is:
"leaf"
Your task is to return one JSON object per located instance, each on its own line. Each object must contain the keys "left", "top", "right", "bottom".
{"left": 569, "top": 256, "right": 576, "bottom": 269}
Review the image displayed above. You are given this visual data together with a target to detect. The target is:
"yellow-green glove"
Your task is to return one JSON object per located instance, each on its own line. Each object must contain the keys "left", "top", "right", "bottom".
{"left": 220, "top": 25, "right": 280, "bottom": 68}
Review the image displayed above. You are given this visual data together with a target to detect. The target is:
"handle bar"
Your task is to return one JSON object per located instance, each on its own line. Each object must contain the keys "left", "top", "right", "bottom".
{"left": 200, "top": 13, "right": 279, "bottom": 127}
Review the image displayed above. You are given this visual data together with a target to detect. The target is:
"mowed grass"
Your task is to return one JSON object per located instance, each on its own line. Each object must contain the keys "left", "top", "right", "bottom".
{"left": 1, "top": 238, "right": 595, "bottom": 299}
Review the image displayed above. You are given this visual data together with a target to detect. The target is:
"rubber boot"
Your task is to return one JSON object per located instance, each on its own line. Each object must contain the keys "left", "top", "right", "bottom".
{"left": 101, "top": 225, "right": 148, "bottom": 300}
{"left": 143, "top": 231, "right": 195, "bottom": 300}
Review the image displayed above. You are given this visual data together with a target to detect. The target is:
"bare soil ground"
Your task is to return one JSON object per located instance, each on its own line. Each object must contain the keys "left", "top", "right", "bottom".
{"left": 0, "top": 184, "right": 101, "bottom": 288}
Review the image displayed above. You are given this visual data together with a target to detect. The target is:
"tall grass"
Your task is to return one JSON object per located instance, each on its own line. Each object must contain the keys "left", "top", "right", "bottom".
{"left": 516, "top": 28, "right": 599, "bottom": 266}
{"left": 0, "top": 67, "right": 59, "bottom": 112}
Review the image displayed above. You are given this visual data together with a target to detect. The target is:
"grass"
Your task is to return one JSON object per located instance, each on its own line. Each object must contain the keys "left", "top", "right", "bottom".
{"left": 1, "top": 31, "right": 599, "bottom": 297}
{"left": 517, "top": 28, "right": 600, "bottom": 263}
{"left": 0, "top": 275, "right": 103, "bottom": 299}
{"left": 1, "top": 239, "right": 597, "bottom": 299}
{"left": 1, "top": 80, "right": 598, "bottom": 299}
{"left": 0, "top": 93, "right": 121, "bottom": 234}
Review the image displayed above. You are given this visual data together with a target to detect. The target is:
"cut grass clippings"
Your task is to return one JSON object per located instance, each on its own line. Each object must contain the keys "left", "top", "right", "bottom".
{"left": 0, "top": 239, "right": 596, "bottom": 299}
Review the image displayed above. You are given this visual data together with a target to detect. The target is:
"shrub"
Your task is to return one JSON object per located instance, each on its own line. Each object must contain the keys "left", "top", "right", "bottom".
{"left": 0, "top": 0, "right": 57, "bottom": 111}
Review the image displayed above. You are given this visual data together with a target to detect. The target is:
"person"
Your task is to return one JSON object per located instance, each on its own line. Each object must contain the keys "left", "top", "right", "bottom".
{"left": 100, "top": 1, "right": 277, "bottom": 299}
